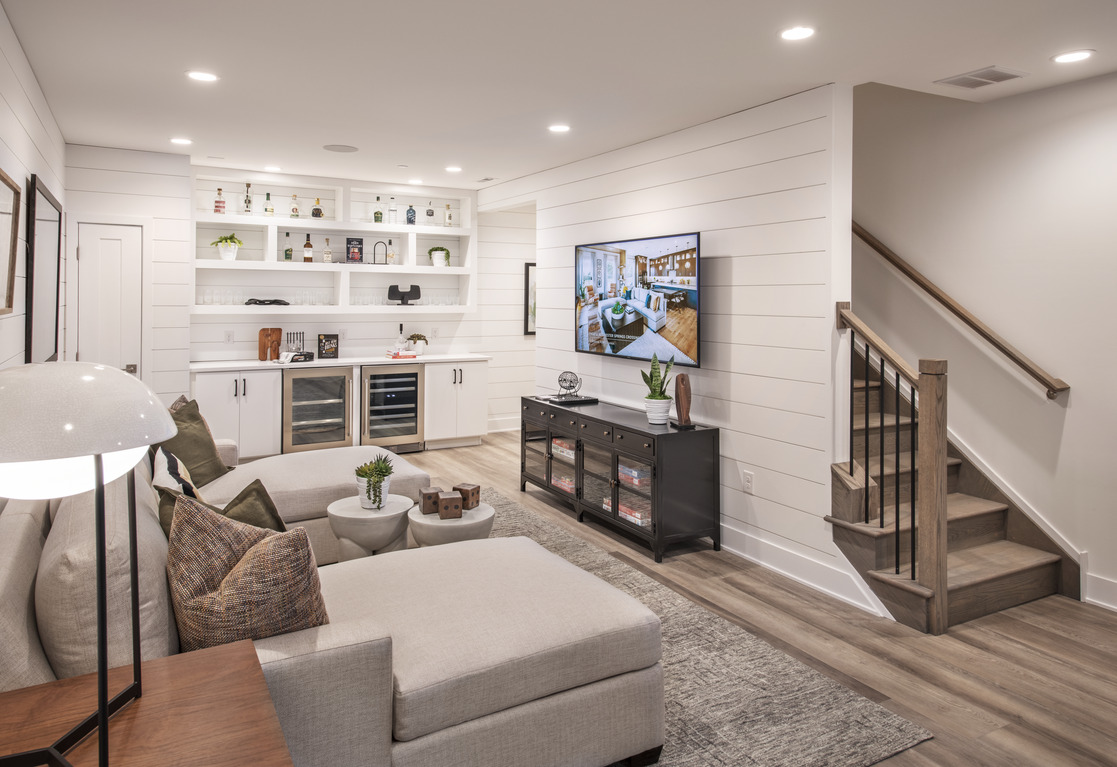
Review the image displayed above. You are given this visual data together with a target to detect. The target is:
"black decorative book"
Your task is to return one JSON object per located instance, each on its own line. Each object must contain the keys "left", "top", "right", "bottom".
{"left": 318, "top": 334, "right": 339, "bottom": 359}
{"left": 346, "top": 237, "right": 363, "bottom": 263}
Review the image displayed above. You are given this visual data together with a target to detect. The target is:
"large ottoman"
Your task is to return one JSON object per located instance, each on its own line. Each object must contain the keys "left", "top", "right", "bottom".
{"left": 200, "top": 446, "right": 430, "bottom": 565}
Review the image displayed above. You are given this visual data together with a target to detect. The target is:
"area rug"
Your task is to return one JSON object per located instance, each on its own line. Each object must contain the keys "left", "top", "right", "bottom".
{"left": 483, "top": 488, "right": 932, "bottom": 767}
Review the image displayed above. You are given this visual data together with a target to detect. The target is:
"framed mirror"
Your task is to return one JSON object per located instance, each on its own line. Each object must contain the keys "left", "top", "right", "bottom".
{"left": 0, "top": 166, "right": 20, "bottom": 317}
{"left": 25, "top": 174, "right": 62, "bottom": 362}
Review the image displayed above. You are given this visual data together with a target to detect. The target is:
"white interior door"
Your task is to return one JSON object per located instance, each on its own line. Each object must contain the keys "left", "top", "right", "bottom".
{"left": 77, "top": 223, "right": 142, "bottom": 374}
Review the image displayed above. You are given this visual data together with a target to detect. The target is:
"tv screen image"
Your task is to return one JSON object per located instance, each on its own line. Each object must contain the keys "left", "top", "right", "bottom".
{"left": 574, "top": 232, "right": 700, "bottom": 367}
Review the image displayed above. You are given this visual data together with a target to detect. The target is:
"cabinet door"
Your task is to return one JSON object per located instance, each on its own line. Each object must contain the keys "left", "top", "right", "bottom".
{"left": 423, "top": 363, "right": 458, "bottom": 441}
{"left": 192, "top": 372, "right": 241, "bottom": 444}
{"left": 454, "top": 361, "right": 489, "bottom": 438}
{"left": 238, "top": 370, "right": 282, "bottom": 458}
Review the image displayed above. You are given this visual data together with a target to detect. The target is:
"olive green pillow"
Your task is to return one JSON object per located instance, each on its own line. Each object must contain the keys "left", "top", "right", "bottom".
{"left": 160, "top": 399, "right": 228, "bottom": 487}
{"left": 157, "top": 478, "right": 286, "bottom": 539}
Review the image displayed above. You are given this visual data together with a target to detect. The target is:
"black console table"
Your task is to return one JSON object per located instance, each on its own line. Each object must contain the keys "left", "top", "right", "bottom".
{"left": 520, "top": 396, "right": 720, "bottom": 562}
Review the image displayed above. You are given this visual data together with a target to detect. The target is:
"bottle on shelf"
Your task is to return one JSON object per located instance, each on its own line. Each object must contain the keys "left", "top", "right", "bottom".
{"left": 312, "top": 198, "right": 324, "bottom": 218}
{"left": 284, "top": 232, "right": 293, "bottom": 261}
{"left": 444, "top": 203, "right": 453, "bottom": 227}
{"left": 264, "top": 192, "right": 275, "bottom": 216}
{"left": 406, "top": 204, "right": 416, "bottom": 225}
{"left": 373, "top": 196, "right": 383, "bottom": 223}
{"left": 426, "top": 201, "right": 435, "bottom": 225}
{"left": 213, "top": 188, "right": 225, "bottom": 214}
{"left": 387, "top": 238, "right": 396, "bottom": 265}
{"left": 394, "top": 323, "right": 407, "bottom": 351}
{"left": 290, "top": 194, "right": 300, "bottom": 218}
{"left": 322, "top": 237, "right": 333, "bottom": 263}
{"left": 389, "top": 197, "right": 398, "bottom": 224}
{"left": 243, "top": 183, "right": 252, "bottom": 214}
{"left": 303, "top": 233, "right": 313, "bottom": 262}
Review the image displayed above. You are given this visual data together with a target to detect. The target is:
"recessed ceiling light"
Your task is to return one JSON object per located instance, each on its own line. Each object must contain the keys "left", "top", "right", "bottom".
{"left": 445, "top": 166, "right": 462, "bottom": 173}
{"left": 170, "top": 137, "right": 192, "bottom": 145}
{"left": 781, "top": 26, "right": 815, "bottom": 41}
{"left": 1052, "top": 49, "right": 1094, "bottom": 63}
{"left": 408, "top": 179, "right": 423, "bottom": 185}
{"left": 264, "top": 166, "right": 282, "bottom": 173}
{"left": 397, "top": 164, "right": 409, "bottom": 169}
{"left": 549, "top": 124, "right": 570, "bottom": 133}
{"left": 323, "top": 144, "right": 359, "bottom": 153}
{"left": 186, "top": 71, "right": 219, "bottom": 82}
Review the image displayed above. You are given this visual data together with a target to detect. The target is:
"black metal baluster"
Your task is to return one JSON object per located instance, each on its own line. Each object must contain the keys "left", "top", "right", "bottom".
{"left": 864, "top": 343, "right": 871, "bottom": 524}
{"left": 910, "top": 380, "right": 917, "bottom": 580}
{"left": 849, "top": 331, "right": 855, "bottom": 476}
{"left": 879, "top": 365, "right": 885, "bottom": 529}
{"left": 894, "top": 370, "right": 901, "bottom": 573}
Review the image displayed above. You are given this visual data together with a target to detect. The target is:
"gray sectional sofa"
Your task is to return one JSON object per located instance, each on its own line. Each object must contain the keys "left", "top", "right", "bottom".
{"left": 0, "top": 451, "right": 665, "bottom": 766}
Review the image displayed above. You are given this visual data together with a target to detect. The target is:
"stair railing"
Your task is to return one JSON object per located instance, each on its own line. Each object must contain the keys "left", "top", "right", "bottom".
{"left": 852, "top": 221, "right": 1068, "bottom": 400}
{"left": 838, "top": 302, "right": 950, "bottom": 634}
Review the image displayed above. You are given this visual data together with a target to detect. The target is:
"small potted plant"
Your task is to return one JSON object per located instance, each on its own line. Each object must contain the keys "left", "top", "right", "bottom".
{"left": 641, "top": 354, "right": 674, "bottom": 425}
{"left": 428, "top": 246, "right": 451, "bottom": 267}
{"left": 355, "top": 454, "right": 395, "bottom": 509}
{"left": 407, "top": 332, "right": 428, "bottom": 355}
{"left": 210, "top": 233, "right": 244, "bottom": 261}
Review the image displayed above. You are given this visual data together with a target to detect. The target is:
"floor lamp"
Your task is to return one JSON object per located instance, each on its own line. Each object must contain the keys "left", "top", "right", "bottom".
{"left": 0, "top": 363, "right": 177, "bottom": 767}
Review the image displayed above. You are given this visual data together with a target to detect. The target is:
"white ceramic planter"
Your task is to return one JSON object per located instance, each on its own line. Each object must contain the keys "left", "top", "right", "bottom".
{"left": 357, "top": 475, "right": 392, "bottom": 509}
{"left": 217, "top": 243, "right": 239, "bottom": 261}
{"left": 410, "top": 340, "right": 426, "bottom": 355}
{"left": 644, "top": 397, "right": 672, "bottom": 425}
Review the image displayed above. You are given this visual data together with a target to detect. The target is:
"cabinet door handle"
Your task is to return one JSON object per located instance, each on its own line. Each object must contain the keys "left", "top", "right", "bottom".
{"left": 459, "top": 367, "right": 464, "bottom": 384}
{"left": 453, "top": 368, "right": 458, "bottom": 384}
{"left": 234, "top": 379, "right": 238, "bottom": 398}
{"left": 242, "top": 378, "right": 247, "bottom": 397}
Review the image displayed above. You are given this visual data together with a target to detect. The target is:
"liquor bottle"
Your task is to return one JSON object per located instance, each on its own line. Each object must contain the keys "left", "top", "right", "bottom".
{"left": 425, "top": 201, "right": 435, "bottom": 225}
{"left": 243, "top": 183, "right": 252, "bottom": 214}
{"left": 395, "top": 323, "right": 407, "bottom": 351}
{"left": 283, "top": 232, "right": 293, "bottom": 261}
{"left": 312, "top": 198, "right": 324, "bottom": 218}
{"left": 264, "top": 192, "right": 274, "bottom": 216}
{"left": 388, "top": 197, "right": 398, "bottom": 224}
{"left": 303, "top": 233, "right": 313, "bottom": 262}
{"left": 386, "top": 238, "right": 396, "bottom": 265}
{"left": 213, "top": 188, "right": 225, "bottom": 214}
{"left": 406, "top": 204, "right": 416, "bottom": 225}
{"left": 444, "top": 203, "right": 453, "bottom": 227}
{"left": 373, "top": 196, "right": 383, "bottom": 223}
{"left": 322, "top": 237, "right": 333, "bottom": 263}
{"left": 290, "top": 194, "right": 299, "bottom": 218}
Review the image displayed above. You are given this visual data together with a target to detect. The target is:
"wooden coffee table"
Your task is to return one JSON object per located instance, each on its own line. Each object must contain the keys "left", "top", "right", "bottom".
{"left": 0, "top": 640, "right": 292, "bottom": 766}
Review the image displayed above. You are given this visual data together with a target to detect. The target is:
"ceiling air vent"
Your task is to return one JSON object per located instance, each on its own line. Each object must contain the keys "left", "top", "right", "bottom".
{"left": 935, "top": 66, "right": 1028, "bottom": 89}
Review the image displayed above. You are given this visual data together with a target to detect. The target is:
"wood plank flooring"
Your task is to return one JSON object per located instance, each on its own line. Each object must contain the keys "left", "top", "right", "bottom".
{"left": 407, "top": 431, "right": 1117, "bottom": 766}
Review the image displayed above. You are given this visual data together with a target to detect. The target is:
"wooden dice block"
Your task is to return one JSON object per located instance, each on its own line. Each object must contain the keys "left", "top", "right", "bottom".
{"left": 437, "top": 491, "right": 463, "bottom": 519}
{"left": 421, "top": 486, "right": 443, "bottom": 515}
{"left": 453, "top": 483, "right": 481, "bottom": 510}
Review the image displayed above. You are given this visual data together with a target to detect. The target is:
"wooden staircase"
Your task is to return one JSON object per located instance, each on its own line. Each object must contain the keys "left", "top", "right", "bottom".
{"left": 827, "top": 356, "right": 1079, "bottom": 634}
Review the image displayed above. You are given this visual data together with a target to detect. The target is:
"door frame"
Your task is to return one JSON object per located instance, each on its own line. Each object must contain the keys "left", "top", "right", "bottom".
{"left": 65, "top": 215, "right": 155, "bottom": 386}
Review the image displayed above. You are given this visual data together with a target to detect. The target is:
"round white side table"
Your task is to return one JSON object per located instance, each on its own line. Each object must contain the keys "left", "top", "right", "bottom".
{"left": 327, "top": 494, "right": 413, "bottom": 561}
{"left": 407, "top": 503, "right": 495, "bottom": 547}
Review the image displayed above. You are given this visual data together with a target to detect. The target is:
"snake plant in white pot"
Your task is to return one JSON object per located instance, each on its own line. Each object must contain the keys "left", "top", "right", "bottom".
{"left": 641, "top": 354, "right": 674, "bottom": 425}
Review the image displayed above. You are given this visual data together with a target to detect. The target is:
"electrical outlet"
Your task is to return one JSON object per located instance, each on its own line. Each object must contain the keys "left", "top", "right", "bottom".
{"left": 738, "top": 466, "right": 754, "bottom": 495}
{"left": 339, "top": 328, "right": 348, "bottom": 341}
{"left": 431, "top": 327, "right": 440, "bottom": 340}
{"left": 223, "top": 330, "right": 234, "bottom": 344}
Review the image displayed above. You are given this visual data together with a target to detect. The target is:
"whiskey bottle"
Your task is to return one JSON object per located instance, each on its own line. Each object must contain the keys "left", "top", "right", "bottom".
{"left": 373, "top": 196, "right": 383, "bottom": 223}
{"left": 387, "top": 238, "right": 396, "bottom": 265}
{"left": 264, "top": 192, "right": 274, "bottom": 216}
{"left": 213, "top": 188, "right": 225, "bottom": 214}
{"left": 312, "top": 198, "right": 324, "bottom": 218}
{"left": 389, "top": 197, "right": 398, "bottom": 224}
{"left": 243, "top": 183, "right": 252, "bottom": 214}
{"left": 290, "top": 194, "right": 300, "bottom": 218}
{"left": 406, "top": 204, "right": 416, "bottom": 225}
{"left": 303, "top": 233, "right": 313, "bottom": 262}
{"left": 426, "top": 201, "right": 435, "bottom": 225}
{"left": 444, "top": 203, "right": 453, "bottom": 227}
{"left": 284, "top": 232, "right": 293, "bottom": 261}
{"left": 322, "top": 237, "right": 333, "bottom": 263}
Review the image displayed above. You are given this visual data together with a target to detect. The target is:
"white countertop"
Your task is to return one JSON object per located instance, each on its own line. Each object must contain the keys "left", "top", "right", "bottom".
{"left": 190, "top": 352, "right": 491, "bottom": 373}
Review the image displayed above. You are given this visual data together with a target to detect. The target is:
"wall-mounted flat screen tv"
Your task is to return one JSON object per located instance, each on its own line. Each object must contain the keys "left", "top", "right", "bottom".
{"left": 574, "top": 232, "right": 700, "bottom": 367}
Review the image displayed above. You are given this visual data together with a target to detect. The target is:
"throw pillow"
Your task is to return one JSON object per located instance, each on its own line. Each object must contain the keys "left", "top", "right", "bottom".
{"left": 159, "top": 399, "right": 229, "bottom": 487}
{"left": 167, "top": 496, "right": 328, "bottom": 652}
{"left": 644, "top": 293, "right": 652, "bottom": 309}
{"left": 651, "top": 295, "right": 660, "bottom": 312}
{"left": 157, "top": 478, "right": 286, "bottom": 539}
{"left": 153, "top": 447, "right": 202, "bottom": 525}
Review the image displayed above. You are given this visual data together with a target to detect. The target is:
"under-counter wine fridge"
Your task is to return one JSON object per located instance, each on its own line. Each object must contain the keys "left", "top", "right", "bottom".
{"left": 282, "top": 367, "right": 354, "bottom": 453}
{"left": 360, "top": 364, "right": 424, "bottom": 453}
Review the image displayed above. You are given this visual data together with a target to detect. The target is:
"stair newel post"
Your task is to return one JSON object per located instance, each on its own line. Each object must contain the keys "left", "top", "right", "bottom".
{"left": 916, "top": 359, "right": 949, "bottom": 635}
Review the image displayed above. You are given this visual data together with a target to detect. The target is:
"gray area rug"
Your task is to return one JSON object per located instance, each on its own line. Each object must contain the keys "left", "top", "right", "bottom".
{"left": 484, "top": 488, "right": 932, "bottom": 767}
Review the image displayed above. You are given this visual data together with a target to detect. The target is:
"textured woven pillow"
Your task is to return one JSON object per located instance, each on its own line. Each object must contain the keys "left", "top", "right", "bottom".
{"left": 159, "top": 399, "right": 229, "bottom": 487}
{"left": 167, "top": 496, "right": 328, "bottom": 652}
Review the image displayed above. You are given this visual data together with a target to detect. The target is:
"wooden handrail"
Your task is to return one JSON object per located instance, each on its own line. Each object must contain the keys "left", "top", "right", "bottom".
{"left": 837, "top": 303, "right": 919, "bottom": 384}
{"left": 852, "top": 221, "right": 1069, "bottom": 400}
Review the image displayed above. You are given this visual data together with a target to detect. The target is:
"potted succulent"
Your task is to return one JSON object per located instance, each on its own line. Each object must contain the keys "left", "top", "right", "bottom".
{"left": 407, "top": 332, "right": 428, "bottom": 355}
{"left": 428, "top": 246, "right": 451, "bottom": 267}
{"left": 355, "top": 454, "right": 395, "bottom": 509}
{"left": 210, "top": 233, "right": 244, "bottom": 261}
{"left": 641, "top": 354, "right": 675, "bottom": 425}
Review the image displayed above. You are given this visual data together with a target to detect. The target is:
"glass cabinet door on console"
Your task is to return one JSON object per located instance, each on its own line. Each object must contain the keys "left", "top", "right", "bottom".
{"left": 615, "top": 455, "right": 654, "bottom": 531}
{"left": 580, "top": 441, "right": 613, "bottom": 520}
{"left": 549, "top": 435, "right": 577, "bottom": 498}
{"left": 282, "top": 367, "right": 353, "bottom": 452}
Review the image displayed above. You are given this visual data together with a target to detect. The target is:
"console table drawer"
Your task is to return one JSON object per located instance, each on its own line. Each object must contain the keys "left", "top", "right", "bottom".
{"left": 578, "top": 417, "right": 614, "bottom": 445}
{"left": 614, "top": 428, "right": 655, "bottom": 458}
{"left": 522, "top": 399, "right": 551, "bottom": 425}
{"left": 552, "top": 412, "right": 579, "bottom": 430}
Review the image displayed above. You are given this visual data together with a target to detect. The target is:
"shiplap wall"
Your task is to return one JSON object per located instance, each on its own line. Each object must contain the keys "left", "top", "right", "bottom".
{"left": 64, "top": 146, "right": 192, "bottom": 404}
{"left": 478, "top": 86, "right": 878, "bottom": 611}
{"left": 0, "top": 7, "right": 66, "bottom": 369}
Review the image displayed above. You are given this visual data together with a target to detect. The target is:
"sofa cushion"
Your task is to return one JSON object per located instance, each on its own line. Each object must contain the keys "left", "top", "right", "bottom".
{"left": 159, "top": 399, "right": 229, "bottom": 487}
{"left": 167, "top": 496, "right": 328, "bottom": 652}
{"left": 158, "top": 478, "right": 286, "bottom": 538}
{"left": 317, "top": 536, "right": 662, "bottom": 742}
{"left": 0, "top": 500, "right": 57, "bottom": 692}
{"left": 200, "top": 445, "right": 430, "bottom": 524}
{"left": 36, "top": 469, "right": 179, "bottom": 679}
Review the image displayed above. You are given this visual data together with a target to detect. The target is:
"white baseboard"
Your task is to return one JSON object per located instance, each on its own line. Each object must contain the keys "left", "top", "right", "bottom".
{"left": 487, "top": 417, "right": 521, "bottom": 433}
{"left": 425, "top": 436, "right": 483, "bottom": 451}
{"left": 1085, "top": 568, "right": 1117, "bottom": 613}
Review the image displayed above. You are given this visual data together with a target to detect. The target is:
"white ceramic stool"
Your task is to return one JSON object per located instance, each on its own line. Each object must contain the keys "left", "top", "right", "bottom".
{"left": 327, "top": 494, "right": 413, "bottom": 560}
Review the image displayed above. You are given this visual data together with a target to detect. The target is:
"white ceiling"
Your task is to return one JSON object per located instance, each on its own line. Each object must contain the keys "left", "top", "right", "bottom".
{"left": 4, "top": 0, "right": 1116, "bottom": 190}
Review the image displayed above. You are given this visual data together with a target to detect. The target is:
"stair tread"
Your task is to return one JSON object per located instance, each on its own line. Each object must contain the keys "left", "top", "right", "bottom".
{"left": 852, "top": 412, "right": 915, "bottom": 431}
{"left": 840, "top": 492, "right": 1008, "bottom": 536}
{"left": 852, "top": 378, "right": 882, "bottom": 390}
{"left": 877, "top": 540, "right": 1060, "bottom": 589}
{"left": 840, "top": 453, "right": 961, "bottom": 478}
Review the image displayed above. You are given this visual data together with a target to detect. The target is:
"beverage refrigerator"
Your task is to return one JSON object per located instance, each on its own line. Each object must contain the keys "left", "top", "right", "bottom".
{"left": 360, "top": 364, "right": 424, "bottom": 453}
{"left": 282, "top": 367, "right": 354, "bottom": 453}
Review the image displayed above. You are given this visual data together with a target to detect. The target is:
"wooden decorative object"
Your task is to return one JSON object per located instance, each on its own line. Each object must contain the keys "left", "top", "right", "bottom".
{"left": 437, "top": 491, "right": 463, "bottom": 519}
{"left": 258, "top": 328, "right": 282, "bottom": 361}
{"left": 674, "top": 373, "right": 694, "bottom": 429}
{"left": 421, "top": 486, "right": 443, "bottom": 515}
{"left": 453, "top": 483, "right": 481, "bottom": 510}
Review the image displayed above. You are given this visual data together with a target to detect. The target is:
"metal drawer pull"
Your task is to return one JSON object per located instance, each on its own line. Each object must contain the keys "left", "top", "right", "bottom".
{"left": 618, "top": 434, "right": 624, "bottom": 440}
{"left": 644, "top": 442, "right": 651, "bottom": 449}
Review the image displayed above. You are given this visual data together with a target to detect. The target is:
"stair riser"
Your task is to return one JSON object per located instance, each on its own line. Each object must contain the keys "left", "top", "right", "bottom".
{"left": 852, "top": 388, "right": 882, "bottom": 417}
{"left": 852, "top": 425, "right": 915, "bottom": 458}
{"left": 947, "top": 510, "right": 1006, "bottom": 552}
{"left": 865, "top": 462, "right": 959, "bottom": 508}
{"left": 948, "top": 563, "right": 1059, "bottom": 626}
{"left": 867, "top": 579, "right": 929, "bottom": 633}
